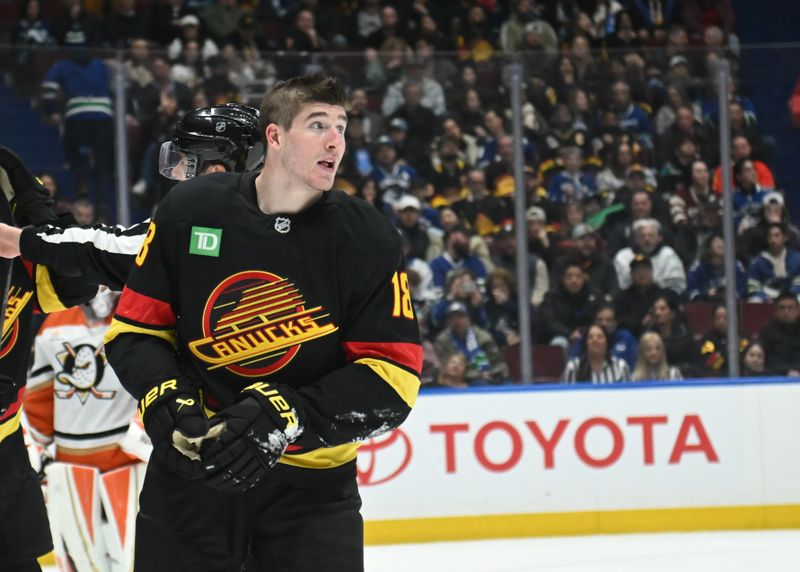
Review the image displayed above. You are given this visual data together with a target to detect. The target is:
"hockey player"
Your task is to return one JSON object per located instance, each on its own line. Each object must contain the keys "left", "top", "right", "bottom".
{"left": 0, "top": 106, "right": 257, "bottom": 570}
{"left": 26, "top": 287, "right": 148, "bottom": 571}
{"left": 105, "top": 74, "right": 422, "bottom": 571}
{"left": 0, "top": 146, "right": 98, "bottom": 571}
{"left": 0, "top": 103, "right": 263, "bottom": 290}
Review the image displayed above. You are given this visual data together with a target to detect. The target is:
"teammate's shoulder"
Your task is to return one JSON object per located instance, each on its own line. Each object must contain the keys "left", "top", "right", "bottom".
{"left": 157, "top": 172, "right": 248, "bottom": 218}
{"left": 324, "top": 190, "right": 399, "bottom": 244}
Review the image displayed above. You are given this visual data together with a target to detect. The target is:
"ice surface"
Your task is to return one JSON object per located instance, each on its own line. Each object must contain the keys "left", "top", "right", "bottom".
{"left": 42, "top": 530, "right": 800, "bottom": 571}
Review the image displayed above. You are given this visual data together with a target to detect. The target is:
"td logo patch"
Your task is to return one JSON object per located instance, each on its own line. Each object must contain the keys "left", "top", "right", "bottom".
{"left": 190, "top": 226, "right": 222, "bottom": 257}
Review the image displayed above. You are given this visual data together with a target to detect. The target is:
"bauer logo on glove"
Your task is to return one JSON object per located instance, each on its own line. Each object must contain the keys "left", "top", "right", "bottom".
{"left": 200, "top": 382, "right": 305, "bottom": 492}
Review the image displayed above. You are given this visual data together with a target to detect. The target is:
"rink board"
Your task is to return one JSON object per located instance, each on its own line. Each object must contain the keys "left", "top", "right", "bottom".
{"left": 359, "top": 378, "right": 800, "bottom": 544}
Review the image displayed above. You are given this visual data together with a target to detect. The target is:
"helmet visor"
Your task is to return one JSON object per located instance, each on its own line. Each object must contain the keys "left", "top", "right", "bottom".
{"left": 159, "top": 141, "right": 199, "bottom": 181}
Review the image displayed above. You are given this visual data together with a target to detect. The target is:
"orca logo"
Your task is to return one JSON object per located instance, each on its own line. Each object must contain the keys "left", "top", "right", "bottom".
{"left": 188, "top": 271, "right": 338, "bottom": 377}
{"left": 357, "top": 429, "right": 413, "bottom": 486}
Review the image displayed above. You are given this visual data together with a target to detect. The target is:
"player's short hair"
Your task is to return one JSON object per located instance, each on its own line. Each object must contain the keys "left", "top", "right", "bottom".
{"left": 258, "top": 73, "right": 349, "bottom": 137}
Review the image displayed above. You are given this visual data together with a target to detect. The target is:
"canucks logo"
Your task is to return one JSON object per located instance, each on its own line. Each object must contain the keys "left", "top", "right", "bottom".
{"left": 0, "top": 287, "right": 33, "bottom": 359}
{"left": 55, "top": 342, "right": 116, "bottom": 403}
{"left": 188, "top": 271, "right": 338, "bottom": 377}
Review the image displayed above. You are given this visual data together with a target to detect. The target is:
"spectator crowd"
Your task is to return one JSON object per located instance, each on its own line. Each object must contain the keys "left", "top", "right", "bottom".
{"left": 4, "top": 0, "right": 800, "bottom": 385}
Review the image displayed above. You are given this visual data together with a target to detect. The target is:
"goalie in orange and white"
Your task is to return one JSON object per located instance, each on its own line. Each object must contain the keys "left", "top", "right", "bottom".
{"left": 25, "top": 287, "right": 151, "bottom": 572}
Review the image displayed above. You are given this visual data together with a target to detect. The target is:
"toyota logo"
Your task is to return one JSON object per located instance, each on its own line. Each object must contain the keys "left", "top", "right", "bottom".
{"left": 357, "top": 429, "right": 412, "bottom": 486}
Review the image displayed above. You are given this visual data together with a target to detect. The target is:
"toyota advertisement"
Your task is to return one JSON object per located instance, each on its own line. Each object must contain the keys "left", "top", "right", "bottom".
{"left": 357, "top": 380, "right": 800, "bottom": 542}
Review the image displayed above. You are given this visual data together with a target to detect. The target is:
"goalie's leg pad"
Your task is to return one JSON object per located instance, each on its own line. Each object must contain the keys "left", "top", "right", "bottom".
{"left": 45, "top": 462, "right": 109, "bottom": 572}
{"left": 99, "top": 463, "right": 146, "bottom": 572}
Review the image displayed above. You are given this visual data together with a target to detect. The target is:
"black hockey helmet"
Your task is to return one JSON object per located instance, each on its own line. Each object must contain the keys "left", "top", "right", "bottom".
{"left": 159, "top": 103, "right": 264, "bottom": 180}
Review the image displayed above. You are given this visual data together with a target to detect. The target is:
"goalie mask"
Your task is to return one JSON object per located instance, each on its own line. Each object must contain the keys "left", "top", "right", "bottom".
{"left": 159, "top": 104, "right": 263, "bottom": 181}
{"left": 83, "top": 286, "right": 119, "bottom": 321}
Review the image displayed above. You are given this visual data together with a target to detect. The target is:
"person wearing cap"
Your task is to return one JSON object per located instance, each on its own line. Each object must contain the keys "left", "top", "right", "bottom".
{"left": 572, "top": 223, "right": 619, "bottom": 296}
{"left": 395, "top": 194, "right": 439, "bottom": 261}
{"left": 433, "top": 301, "right": 508, "bottom": 385}
{"left": 168, "top": 13, "right": 219, "bottom": 62}
{"left": 526, "top": 205, "right": 555, "bottom": 267}
{"left": 492, "top": 222, "right": 550, "bottom": 307}
{"left": 746, "top": 223, "right": 800, "bottom": 303}
{"left": 614, "top": 253, "right": 666, "bottom": 337}
{"left": 429, "top": 225, "right": 487, "bottom": 290}
{"left": 370, "top": 135, "right": 419, "bottom": 207}
{"left": 614, "top": 218, "right": 686, "bottom": 295}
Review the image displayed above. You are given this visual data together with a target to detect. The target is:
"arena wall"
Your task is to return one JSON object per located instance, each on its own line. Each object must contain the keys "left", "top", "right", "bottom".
{"left": 360, "top": 379, "right": 800, "bottom": 544}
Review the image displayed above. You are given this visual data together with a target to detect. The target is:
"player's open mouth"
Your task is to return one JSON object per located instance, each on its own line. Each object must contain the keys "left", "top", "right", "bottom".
{"left": 317, "top": 160, "right": 335, "bottom": 170}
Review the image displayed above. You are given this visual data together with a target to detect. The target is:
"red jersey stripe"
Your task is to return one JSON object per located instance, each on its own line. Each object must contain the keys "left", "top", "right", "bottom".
{"left": 342, "top": 341, "right": 422, "bottom": 374}
{"left": 116, "top": 286, "right": 175, "bottom": 327}
{"left": 0, "top": 387, "right": 24, "bottom": 423}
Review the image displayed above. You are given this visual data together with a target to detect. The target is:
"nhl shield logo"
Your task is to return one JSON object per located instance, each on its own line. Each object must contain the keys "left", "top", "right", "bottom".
{"left": 274, "top": 217, "right": 291, "bottom": 234}
{"left": 215, "top": 121, "right": 226, "bottom": 133}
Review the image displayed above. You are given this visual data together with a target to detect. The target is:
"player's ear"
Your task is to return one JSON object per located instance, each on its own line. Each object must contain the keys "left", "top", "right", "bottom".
{"left": 265, "top": 124, "right": 281, "bottom": 149}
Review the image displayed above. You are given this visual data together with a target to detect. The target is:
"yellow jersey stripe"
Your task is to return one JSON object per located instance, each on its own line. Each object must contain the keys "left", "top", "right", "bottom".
{"left": 104, "top": 317, "right": 178, "bottom": 349}
{"left": 0, "top": 408, "right": 22, "bottom": 443}
{"left": 35, "top": 265, "right": 68, "bottom": 314}
{"left": 355, "top": 357, "right": 419, "bottom": 408}
{"left": 278, "top": 442, "right": 361, "bottom": 470}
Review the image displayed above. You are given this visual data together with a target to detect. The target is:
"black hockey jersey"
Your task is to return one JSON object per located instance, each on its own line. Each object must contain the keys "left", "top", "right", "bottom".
{"left": 105, "top": 172, "right": 422, "bottom": 477}
{"left": 0, "top": 258, "right": 96, "bottom": 443}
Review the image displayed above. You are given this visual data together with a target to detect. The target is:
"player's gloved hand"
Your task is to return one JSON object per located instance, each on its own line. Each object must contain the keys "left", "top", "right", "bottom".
{"left": 137, "top": 377, "right": 209, "bottom": 480}
{"left": 201, "top": 381, "right": 305, "bottom": 492}
{"left": 0, "top": 145, "right": 56, "bottom": 226}
{"left": 0, "top": 374, "right": 17, "bottom": 415}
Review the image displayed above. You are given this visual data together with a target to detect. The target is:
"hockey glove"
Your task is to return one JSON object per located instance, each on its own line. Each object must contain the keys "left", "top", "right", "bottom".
{"left": 201, "top": 381, "right": 304, "bottom": 492}
{"left": 0, "top": 146, "right": 56, "bottom": 226}
{"left": 0, "top": 374, "right": 16, "bottom": 415}
{"left": 138, "top": 377, "right": 209, "bottom": 480}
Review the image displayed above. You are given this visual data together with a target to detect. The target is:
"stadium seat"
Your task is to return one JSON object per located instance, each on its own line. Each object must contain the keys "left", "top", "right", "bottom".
{"left": 683, "top": 301, "right": 714, "bottom": 340}
{"left": 740, "top": 302, "right": 774, "bottom": 338}
{"left": 504, "top": 344, "right": 522, "bottom": 382}
{"left": 504, "top": 344, "right": 566, "bottom": 383}
{"left": 532, "top": 345, "right": 566, "bottom": 383}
